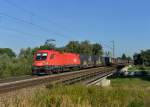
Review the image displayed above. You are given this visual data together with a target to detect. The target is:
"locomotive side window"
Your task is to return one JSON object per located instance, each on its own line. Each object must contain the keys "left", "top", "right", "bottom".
{"left": 50, "top": 54, "right": 55, "bottom": 59}
{"left": 36, "top": 53, "right": 47, "bottom": 60}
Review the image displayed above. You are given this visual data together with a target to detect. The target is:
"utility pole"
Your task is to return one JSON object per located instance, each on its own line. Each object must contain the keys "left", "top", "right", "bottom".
{"left": 111, "top": 40, "right": 115, "bottom": 58}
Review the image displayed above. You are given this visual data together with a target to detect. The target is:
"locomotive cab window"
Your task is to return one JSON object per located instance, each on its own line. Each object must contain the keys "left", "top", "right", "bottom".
{"left": 50, "top": 54, "right": 55, "bottom": 59}
{"left": 36, "top": 53, "right": 47, "bottom": 60}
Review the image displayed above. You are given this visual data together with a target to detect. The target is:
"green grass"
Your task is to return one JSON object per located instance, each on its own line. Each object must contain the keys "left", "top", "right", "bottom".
{"left": 111, "top": 77, "right": 150, "bottom": 88}
{"left": 2, "top": 77, "right": 150, "bottom": 107}
{"left": 128, "top": 65, "right": 150, "bottom": 71}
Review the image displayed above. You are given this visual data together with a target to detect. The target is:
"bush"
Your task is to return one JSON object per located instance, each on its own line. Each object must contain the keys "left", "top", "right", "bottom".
{"left": 0, "top": 54, "right": 32, "bottom": 78}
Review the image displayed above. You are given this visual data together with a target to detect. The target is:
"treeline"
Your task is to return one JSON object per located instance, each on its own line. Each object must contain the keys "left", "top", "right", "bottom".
{"left": 0, "top": 48, "right": 33, "bottom": 77}
{"left": 121, "top": 53, "right": 132, "bottom": 60}
{"left": 39, "top": 40, "right": 103, "bottom": 56}
{"left": 0, "top": 40, "right": 103, "bottom": 77}
{"left": 60, "top": 40, "right": 103, "bottom": 56}
{"left": 134, "top": 49, "right": 150, "bottom": 66}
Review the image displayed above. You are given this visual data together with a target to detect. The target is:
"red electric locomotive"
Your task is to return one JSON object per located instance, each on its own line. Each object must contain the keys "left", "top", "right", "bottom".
{"left": 32, "top": 50, "right": 80, "bottom": 75}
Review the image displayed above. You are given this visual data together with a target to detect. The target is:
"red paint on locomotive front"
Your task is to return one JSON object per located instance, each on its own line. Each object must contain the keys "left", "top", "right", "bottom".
{"left": 32, "top": 50, "right": 80, "bottom": 67}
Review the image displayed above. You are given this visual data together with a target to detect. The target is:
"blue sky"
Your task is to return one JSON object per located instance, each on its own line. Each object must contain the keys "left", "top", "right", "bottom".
{"left": 0, "top": 0, "right": 150, "bottom": 57}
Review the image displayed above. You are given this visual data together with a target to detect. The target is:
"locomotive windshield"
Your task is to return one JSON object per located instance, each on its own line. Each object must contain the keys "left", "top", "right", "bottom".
{"left": 36, "top": 53, "right": 48, "bottom": 60}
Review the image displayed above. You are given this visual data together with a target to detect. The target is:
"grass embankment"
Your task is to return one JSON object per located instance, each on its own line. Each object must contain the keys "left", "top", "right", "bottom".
{"left": 1, "top": 77, "right": 150, "bottom": 107}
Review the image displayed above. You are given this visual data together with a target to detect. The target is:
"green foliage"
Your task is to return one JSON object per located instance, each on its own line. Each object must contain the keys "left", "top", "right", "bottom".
{"left": 121, "top": 53, "right": 132, "bottom": 60}
{"left": 128, "top": 65, "right": 150, "bottom": 72}
{"left": 1, "top": 78, "right": 150, "bottom": 107}
{"left": 25, "top": 78, "right": 149, "bottom": 107}
{"left": 19, "top": 47, "right": 33, "bottom": 59}
{"left": 134, "top": 53, "right": 143, "bottom": 65}
{"left": 141, "top": 50, "right": 150, "bottom": 66}
{"left": 122, "top": 53, "right": 127, "bottom": 60}
{"left": 65, "top": 40, "right": 103, "bottom": 56}
{"left": 79, "top": 40, "right": 93, "bottom": 55}
{"left": 92, "top": 43, "right": 103, "bottom": 56}
{"left": 0, "top": 40, "right": 103, "bottom": 78}
{"left": 0, "top": 54, "right": 31, "bottom": 78}
{"left": 134, "top": 49, "right": 150, "bottom": 66}
{"left": 0, "top": 48, "right": 16, "bottom": 57}
{"left": 65, "top": 41, "right": 80, "bottom": 53}
{"left": 0, "top": 47, "right": 33, "bottom": 78}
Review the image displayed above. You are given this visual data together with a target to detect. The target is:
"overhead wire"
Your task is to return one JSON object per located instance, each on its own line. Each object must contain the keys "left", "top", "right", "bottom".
{"left": 0, "top": 12, "right": 73, "bottom": 39}
{"left": 2, "top": 0, "right": 75, "bottom": 39}
{"left": 102, "top": 43, "right": 113, "bottom": 49}
{"left": 99, "top": 41, "right": 113, "bottom": 49}
{"left": 0, "top": 23, "right": 67, "bottom": 45}
{"left": 0, "top": 25, "right": 44, "bottom": 38}
{"left": 2, "top": 0, "right": 34, "bottom": 15}
{"left": 3, "top": 0, "right": 72, "bottom": 30}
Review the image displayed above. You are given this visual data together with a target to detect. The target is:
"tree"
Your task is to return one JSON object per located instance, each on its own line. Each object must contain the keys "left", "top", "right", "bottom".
{"left": 133, "top": 50, "right": 150, "bottom": 66}
{"left": 92, "top": 43, "right": 103, "bottom": 56}
{"left": 79, "top": 40, "right": 92, "bottom": 55}
{"left": 141, "top": 50, "right": 150, "bottom": 66}
{"left": 133, "top": 53, "right": 143, "bottom": 65}
{"left": 65, "top": 40, "right": 103, "bottom": 56}
{"left": 122, "top": 53, "right": 127, "bottom": 60}
{"left": 126, "top": 56, "right": 132, "bottom": 60}
{"left": 19, "top": 47, "right": 34, "bottom": 68}
{"left": 19, "top": 47, "right": 33, "bottom": 58}
{"left": 65, "top": 41, "right": 80, "bottom": 53}
{"left": 0, "top": 48, "right": 16, "bottom": 57}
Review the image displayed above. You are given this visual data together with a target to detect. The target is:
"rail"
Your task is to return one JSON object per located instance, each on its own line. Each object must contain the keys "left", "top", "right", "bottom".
{"left": 0, "top": 67, "right": 117, "bottom": 94}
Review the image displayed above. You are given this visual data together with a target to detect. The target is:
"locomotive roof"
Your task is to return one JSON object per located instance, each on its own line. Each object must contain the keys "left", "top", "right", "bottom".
{"left": 36, "top": 50, "right": 79, "bottom": 55}
{"left": 36, "top": 50, "right": 56, "bottom": 53}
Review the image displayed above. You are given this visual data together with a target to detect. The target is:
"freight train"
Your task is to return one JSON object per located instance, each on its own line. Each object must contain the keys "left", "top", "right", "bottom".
{"left": 32, "top": 50, "right": 129, "bottom": 75}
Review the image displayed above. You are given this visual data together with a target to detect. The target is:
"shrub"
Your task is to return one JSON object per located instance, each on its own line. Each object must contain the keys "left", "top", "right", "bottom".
{"left": 0, "top": 54, "right": 32, "bottom": 78}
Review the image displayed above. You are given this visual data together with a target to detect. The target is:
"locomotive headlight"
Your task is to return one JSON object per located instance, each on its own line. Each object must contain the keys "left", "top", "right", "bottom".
{"left": 45, "top": 61, "right": 49, "bottom": 65}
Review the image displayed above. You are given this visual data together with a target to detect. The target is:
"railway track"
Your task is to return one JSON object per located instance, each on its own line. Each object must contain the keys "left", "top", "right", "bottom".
{"left": 0, "top": 75, "right": 34, "bottom": 84}
{"left": 51, "top": 67, "right": 115, "bottom": 85}
{"left": 0, "top": 67, "right": 117, "bottom": 94}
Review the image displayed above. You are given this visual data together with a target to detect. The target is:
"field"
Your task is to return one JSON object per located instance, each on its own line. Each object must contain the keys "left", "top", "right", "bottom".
{"left": 1, "top": 76, "right": 150, "bottom": 107}
{"left": 128, "top": 65, "right": 150, "bottom": 71}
